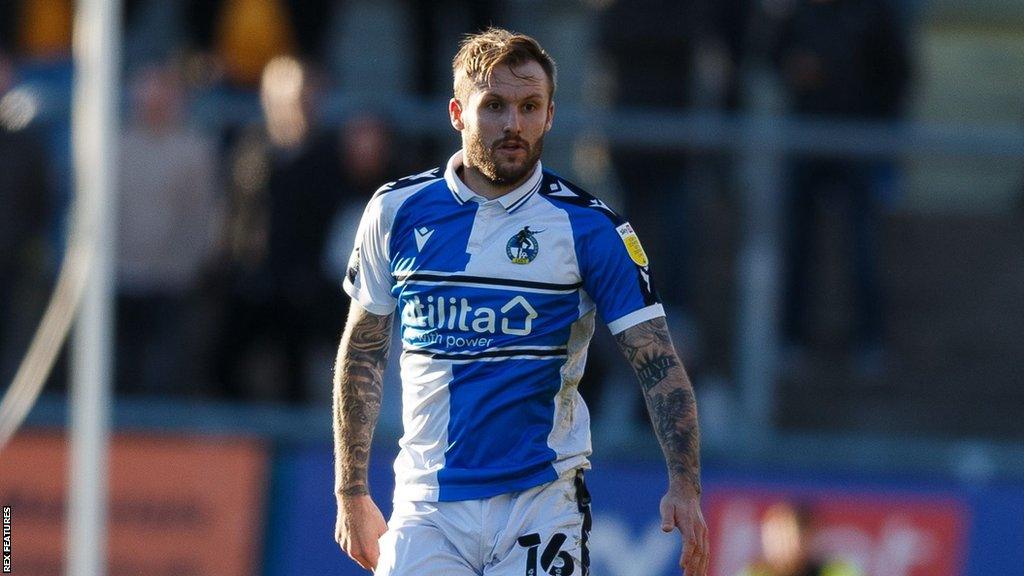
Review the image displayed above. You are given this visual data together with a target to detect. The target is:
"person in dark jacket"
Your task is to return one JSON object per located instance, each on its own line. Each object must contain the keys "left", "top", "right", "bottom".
{"left": 773, "top": 0, "right": 911, "bottom": 371}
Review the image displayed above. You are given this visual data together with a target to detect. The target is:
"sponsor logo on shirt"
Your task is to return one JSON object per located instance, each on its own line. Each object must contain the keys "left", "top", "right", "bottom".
{"left": 402, "top": 294, "right": 538, "bottom": 337}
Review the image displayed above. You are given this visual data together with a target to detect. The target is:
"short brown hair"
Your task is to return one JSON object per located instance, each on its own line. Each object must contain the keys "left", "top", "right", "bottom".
{"left": 452, "top": 28, "right": 557, "bottom": 102}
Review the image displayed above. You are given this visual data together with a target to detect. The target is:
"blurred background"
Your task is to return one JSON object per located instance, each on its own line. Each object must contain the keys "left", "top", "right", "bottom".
{"left": 1, "top": 0, "right": 1023, "bottom": 574}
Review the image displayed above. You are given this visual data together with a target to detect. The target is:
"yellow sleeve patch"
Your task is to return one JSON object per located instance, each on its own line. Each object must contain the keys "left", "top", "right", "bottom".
{"left": 615, "top": 222, "right": 649, "bottom": 267}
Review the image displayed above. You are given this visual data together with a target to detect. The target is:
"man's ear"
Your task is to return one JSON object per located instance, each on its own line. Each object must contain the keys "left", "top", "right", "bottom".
{"left": 545, "top": 100, "right": 555, "bottom": 133}
{"left": 449, "top": 98, "right": 464, "bottom": 131}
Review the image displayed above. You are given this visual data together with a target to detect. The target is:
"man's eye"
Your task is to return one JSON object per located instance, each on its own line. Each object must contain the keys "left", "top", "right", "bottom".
{"left": 487, "top": 101, "right": 502, "bottom": 111}
{"left": 523, "top": 103, "right": 537, "bottom": 112}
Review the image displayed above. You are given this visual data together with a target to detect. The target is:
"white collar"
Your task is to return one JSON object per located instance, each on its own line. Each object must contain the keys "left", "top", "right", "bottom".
{"left": 444, "top": 150, "right": 543, "bottom": 213}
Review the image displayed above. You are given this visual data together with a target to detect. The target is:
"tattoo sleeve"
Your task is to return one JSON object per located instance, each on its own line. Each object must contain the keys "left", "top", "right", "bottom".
{"left": 615, "top": 317, "right": 702, "bottom": 495}
{"left": 333, "top": 300, "right": 393, "bottom": 498}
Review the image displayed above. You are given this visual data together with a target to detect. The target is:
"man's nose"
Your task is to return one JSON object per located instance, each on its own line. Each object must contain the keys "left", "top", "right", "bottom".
{"left": 503, "top": 109, "right": 521, "bottom": 134}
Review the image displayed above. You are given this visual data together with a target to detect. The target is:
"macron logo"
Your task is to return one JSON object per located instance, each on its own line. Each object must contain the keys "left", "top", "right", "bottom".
{"left": 548, "top": 180, "right": 577, "bottom": 198}
{"left": 414, "top": 227, "right": 434, "bottom": 251}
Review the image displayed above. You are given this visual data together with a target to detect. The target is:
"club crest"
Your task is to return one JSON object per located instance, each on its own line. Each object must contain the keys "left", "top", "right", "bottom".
{"left": 506, "top": 226, "right": 541, "bottom": 264}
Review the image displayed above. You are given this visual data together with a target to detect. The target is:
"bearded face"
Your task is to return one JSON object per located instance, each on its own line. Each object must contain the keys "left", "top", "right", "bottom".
{"left": 463, "top": 121, "right": 544, "bottom": 186}
{"left": 453, "top": 60, "right": 554, "bottom": 192}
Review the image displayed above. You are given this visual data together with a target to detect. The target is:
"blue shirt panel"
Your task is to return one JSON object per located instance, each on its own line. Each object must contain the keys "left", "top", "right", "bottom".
{"left": 539, "top": 173, "right": 660, "bottom": 325}
{"left": 438, "top": 358, "right": 562, "bottom": 501}
{"left": 389, "top": 182, "right": 475, "bottom": 277}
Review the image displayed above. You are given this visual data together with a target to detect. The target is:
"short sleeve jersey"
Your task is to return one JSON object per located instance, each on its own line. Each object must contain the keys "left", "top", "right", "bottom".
{"left": 344, "top": 151, "right": 664, "bottom": 502}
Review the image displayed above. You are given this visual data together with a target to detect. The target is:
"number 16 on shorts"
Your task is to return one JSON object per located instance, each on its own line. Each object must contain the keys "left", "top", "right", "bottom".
{"left": 517, "top": 532, "right": 575, "bottom": 576}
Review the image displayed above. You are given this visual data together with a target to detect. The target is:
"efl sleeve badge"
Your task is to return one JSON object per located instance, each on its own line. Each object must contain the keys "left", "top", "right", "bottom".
{"left": 615, "top": 222, "right": 649, "bottom": 267}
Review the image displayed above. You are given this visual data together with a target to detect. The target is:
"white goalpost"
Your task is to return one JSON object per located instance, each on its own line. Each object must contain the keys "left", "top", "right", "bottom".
{"left": 0, "top": 0, "right": 120, "bottom": 573}
{"left": 67, "top": 0, "right": 120, "bottom": 574}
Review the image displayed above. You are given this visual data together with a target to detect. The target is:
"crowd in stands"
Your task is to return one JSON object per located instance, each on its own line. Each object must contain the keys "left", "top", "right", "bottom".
{"left": 0, "top": 0, "right": 912, "bottom": 407}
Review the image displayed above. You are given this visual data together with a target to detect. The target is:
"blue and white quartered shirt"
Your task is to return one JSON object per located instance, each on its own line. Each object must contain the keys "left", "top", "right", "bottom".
{"left": 344, "top": 151, "right": 664, "bottom": 502}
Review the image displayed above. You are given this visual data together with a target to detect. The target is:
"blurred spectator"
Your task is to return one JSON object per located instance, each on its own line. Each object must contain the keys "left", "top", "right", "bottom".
{"left": 116, "top": 62, "right": 220, "bottom": 396}
{"left": 0, "top": 51, "right": 53, "bottom": 382}
{"left": 323, "top": 112, "right": 400, "bottom": 284}
{"left": 693, "top": 0, "right": 752, "bottom": 112}
{"left": 216, "top": 57, "right": 361, "bottom": 403}
{"left": 321, "top": 112, "right": 398, "bottom": 316}
{"left": 596, "top": 0, "right": 712, "bottom": 424}
{"left": 320, "top": 112, "right": 402, "bottom": 412}
{"left": 740, "top": 502, "right": 860, "bottom": 576}
{"left": 597, "top": 0, "right": 707, "bottom": 312}
{"left": 340, "top": 113, "right": 396, "bottom": 193}
{"left": 773, "top": 0, "right": 910, "bottom": 373}
{"left": 773, "top": 0, "right": 909, "bottom": 120}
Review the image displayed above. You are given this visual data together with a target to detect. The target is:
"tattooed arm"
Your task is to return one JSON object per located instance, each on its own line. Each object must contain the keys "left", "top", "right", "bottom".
{"left": 333, "top": 299, "right": 393, "bottom": 571}
{"left": 615, "top": 317, "right": 709, "bottom": 576}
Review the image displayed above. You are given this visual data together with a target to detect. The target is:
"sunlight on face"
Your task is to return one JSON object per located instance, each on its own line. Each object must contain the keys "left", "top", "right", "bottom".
{"left": 458, "top": 60, "right": 553, "bottom": 187}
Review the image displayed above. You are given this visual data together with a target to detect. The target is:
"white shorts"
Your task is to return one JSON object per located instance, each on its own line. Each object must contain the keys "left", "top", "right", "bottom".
{"left": 375, "top": 469, "right": 592, "bottom": 576}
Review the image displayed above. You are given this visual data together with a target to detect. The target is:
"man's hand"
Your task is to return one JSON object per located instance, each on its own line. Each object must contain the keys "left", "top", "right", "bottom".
{"left": 336, "top": 494, "right": 388, "bottom": 572}
{"left": 660, "top": 487, "right": 709, "bottom": 576}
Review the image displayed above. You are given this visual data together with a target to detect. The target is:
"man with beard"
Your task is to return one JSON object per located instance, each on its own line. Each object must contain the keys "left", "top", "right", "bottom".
{"left": 333, "top": 28, "right": 708, "bottom": 576}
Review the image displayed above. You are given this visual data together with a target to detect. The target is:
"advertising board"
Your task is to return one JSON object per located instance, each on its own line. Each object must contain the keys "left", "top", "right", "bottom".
{"left": 0, "top": 433, "right": 267, "bottom": 576}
